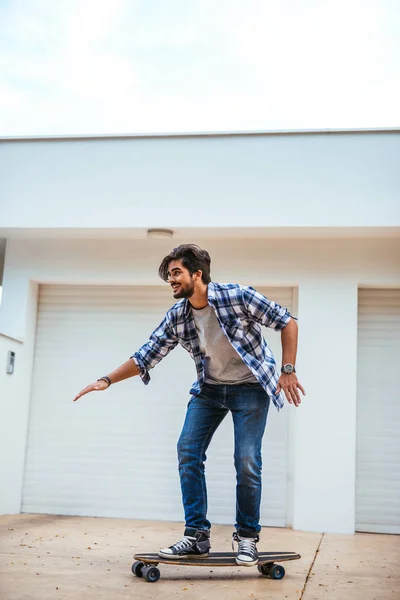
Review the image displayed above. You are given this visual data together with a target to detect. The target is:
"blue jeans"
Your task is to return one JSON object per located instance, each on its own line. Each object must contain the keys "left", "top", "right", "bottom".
{"left": 177, "top": 382, "right": 270, "bottom": 534}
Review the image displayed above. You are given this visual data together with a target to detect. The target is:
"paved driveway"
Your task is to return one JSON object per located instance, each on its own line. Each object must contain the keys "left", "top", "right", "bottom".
{"left": 0, "top": 515, "right": 398, "bottom": 599}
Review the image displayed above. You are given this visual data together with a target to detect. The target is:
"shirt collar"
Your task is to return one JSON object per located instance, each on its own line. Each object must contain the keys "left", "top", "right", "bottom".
{"left": 207, "top": 281, "right": 216, "bottom": 305}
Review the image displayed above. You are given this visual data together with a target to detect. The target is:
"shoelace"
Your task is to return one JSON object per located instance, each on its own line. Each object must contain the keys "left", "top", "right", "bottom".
{"left": 232, "top": 532, "right": 257, "bottom": 556}
{"left": 172, "top": 536, "right": 195, "bottom": 552}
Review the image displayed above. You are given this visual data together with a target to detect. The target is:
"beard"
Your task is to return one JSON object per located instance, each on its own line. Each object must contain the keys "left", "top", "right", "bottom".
{"left": 172, "top": 281, "right": 195, "bottom": 299}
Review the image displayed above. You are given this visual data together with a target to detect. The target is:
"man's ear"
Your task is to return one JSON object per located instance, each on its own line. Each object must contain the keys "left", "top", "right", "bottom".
{"left": 194, "top": 270, "right": 203, "bottom": 282}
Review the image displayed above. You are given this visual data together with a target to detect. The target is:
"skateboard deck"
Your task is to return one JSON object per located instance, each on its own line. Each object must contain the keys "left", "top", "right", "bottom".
{"left": 132, "top": 551, "right": 301, "bottom": 582}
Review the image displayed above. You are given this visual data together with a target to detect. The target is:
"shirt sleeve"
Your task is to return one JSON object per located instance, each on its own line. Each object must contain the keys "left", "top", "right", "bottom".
{"left": 242, "top": 286, "right": 292, "bottom": 331}
{"left": 131, "top": 313, "right": 178, "bottom": 385}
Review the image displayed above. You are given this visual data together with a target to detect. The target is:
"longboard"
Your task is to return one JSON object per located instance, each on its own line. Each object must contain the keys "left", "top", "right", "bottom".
{"left": 132, "top": 551, "right": 301, "bottom": 582}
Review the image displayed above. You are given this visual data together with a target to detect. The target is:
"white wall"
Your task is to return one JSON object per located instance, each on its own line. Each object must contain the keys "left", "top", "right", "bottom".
{"left": 1, "top": 131, "right": 399, "bottom": 230}
{"left": 0, "top": 283, "right": 38, "bottom": 514}
{"left": 0, "top": 236, "right": 399, "bottom": 532}
{"left": 1, "top": 237, "right": 399, "bottom": 340}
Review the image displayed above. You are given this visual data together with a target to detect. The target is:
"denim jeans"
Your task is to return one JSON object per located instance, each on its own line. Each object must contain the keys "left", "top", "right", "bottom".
{"left": 177, "top": 382, "right": 270, "bottom": 534}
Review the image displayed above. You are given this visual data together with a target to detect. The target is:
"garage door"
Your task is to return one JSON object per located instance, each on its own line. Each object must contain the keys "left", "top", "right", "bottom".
{"left": 22, "top": 285, "right": 294, "bottom": 527}
{"left": 356, "top": 289, "right": 400, "bottom": 533}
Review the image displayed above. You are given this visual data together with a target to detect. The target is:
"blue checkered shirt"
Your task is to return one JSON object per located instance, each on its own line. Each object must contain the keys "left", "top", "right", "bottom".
{"left": 132, "top": 282, "right": 292, "bottom": 410}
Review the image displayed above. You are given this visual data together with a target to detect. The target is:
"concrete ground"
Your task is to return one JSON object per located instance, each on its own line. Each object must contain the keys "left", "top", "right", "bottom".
{"left": 0, "top": 515, "right": 399, "bottom": 600}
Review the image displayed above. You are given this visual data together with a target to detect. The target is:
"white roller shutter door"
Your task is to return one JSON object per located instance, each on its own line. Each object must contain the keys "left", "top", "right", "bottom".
{"left": 356, "top": 289, "right": 400, "bottom": 534}
{"left": 23, "top": 285, "right": 294, "bottom": 527}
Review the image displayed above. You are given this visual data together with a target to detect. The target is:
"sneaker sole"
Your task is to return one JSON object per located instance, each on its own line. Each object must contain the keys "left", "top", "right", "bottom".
{"left": 235, "top": 557, "right": 258, "bottom": 567}
{"left": 158, "top": 551, "right": 210, "bottom": 559}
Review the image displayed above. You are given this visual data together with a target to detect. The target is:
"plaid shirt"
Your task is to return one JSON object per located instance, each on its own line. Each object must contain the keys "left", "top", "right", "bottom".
{"left": 132, "top": 282, "right": 292, "bottom": 410}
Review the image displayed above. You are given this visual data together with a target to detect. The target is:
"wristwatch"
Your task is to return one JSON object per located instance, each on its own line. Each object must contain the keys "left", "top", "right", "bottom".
{"left": 281, "top": 364, "right": 296, "bottom": 375}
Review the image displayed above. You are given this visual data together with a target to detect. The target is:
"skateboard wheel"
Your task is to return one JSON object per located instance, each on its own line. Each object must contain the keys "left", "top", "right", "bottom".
{"left": 258, "top": 563, "right": 270, "bottom": 576}
{"left": 142, "top": 565, "right": 161, "bottom": 583}
{"left": 132, "top": 561, "right": 145, "bottom": 577}
{"left": 269, "top": 564, "right": 285, "bottom": 580}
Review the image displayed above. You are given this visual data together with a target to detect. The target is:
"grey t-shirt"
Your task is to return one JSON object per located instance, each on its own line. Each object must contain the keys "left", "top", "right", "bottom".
{"left": 191, "top": 304, "right": 258, "bottom": 385}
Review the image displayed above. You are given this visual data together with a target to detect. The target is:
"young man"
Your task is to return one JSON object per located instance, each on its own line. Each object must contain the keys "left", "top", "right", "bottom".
{"left": 74, "top": 244, "right": 305, "bottom": 566}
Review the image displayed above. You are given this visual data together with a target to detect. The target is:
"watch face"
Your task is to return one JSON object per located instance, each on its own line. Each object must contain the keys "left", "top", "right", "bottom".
{"left": 283, "top": 364, "right": 294, "bottom": 374}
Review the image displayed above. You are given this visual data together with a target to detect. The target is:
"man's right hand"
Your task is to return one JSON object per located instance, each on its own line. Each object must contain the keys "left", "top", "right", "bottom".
{"left": 73, "top": 379, "right": 110, "bottom": 402}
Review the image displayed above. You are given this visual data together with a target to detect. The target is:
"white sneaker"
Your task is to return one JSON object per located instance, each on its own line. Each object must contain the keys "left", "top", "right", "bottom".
{"left": 232, "top": 531, "right": 259, "bottom": 566}
{"left": 159, "top": 528, "right": 210, "bottom": 559}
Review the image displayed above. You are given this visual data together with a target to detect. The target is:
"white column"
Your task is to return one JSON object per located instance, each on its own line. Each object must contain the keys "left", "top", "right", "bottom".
{"left": 292, "top": 280, "right": 358, "bottom": 534}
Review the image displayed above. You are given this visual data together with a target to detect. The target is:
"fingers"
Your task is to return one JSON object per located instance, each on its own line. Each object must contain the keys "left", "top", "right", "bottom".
{"left": 73, "top": 386, "right": 91, "bottom": 402}
{"left": 281, "top": 386, "right": 293, "bottom": 405}
{"left": 277, "top": 382, "right": 295, "bottom": 405}
{"left": 276, "top": 382, "right": 299, "bottom": 406}
{"left": 72, "top": 381, "right": 99, "bottom": 402}
{"left": 279, "top": 381, "right": 305, "bottom": 407}
{"left": 73, "top": 382, "right": 104, "bottom": 402}
{"left": 291, "top": 386, "right": 301, "bottom": 407}
{"left": 297, "top": 383, "right": 306, "bottom": 396}
{"left": 285, "top": 387, "right": 297, "bottom": 406}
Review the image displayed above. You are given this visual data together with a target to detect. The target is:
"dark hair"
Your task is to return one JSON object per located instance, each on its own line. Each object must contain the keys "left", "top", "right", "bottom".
{"left": 158, "top": 244, "right": 211, "bottom": 284}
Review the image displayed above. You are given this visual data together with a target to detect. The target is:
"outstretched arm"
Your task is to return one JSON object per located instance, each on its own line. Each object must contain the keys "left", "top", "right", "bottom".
{"left": 73, "top": 358, "right": 139, "bottom": 402}
{"left": 73, "top": 312, "right": 178, "bottom": 402}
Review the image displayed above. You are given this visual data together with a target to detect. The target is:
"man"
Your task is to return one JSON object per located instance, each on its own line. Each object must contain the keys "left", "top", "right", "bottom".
{"left": 74, "top": 244, "right": 305, "bottom": 566}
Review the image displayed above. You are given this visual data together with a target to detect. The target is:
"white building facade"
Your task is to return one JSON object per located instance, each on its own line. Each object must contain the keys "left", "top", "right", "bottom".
{"left": 0, "top": 129, "right": 399, "bottom": 535}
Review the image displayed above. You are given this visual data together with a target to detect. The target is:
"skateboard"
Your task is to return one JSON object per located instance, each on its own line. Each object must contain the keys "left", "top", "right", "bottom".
{"left": 132, "top": 551, "right": 301, "bottom": 583}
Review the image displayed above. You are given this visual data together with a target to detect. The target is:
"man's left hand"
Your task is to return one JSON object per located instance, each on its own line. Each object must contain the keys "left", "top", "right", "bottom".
{"left": 275, "top": 373, "right": 306, "bottom": 407}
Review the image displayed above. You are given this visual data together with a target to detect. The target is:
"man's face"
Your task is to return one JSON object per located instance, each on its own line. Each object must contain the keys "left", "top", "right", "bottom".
{"left": 167, "top": 259, "right": 198, "bottom": 299}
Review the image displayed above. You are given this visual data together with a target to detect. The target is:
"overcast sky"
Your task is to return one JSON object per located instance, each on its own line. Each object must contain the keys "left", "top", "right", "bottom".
{"left": 0, "top": 0, "right": 399, "bottom": 136}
